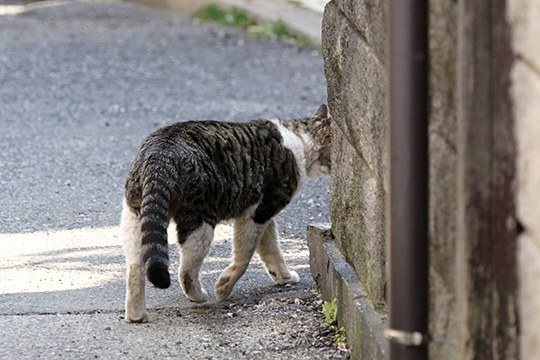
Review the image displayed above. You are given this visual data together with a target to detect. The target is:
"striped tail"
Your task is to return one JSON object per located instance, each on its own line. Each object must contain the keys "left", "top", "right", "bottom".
{"left": 140, "top": 168, "right": 172, "bottom": 289}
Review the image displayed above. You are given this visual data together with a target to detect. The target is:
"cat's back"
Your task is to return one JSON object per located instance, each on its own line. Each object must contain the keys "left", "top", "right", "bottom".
{"left": 139, "top": 119, "right": 288, "bottom": 165}
{"left": 146, "top": 119, "right": 280, "bottom": 149}
{"left": 126, "top": 119, "right": 300, "bottom": 217}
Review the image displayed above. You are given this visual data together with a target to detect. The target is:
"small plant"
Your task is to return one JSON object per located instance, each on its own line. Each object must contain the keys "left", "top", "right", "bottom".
{"left": 335, "top": 326, "right": 347, "bottom": 345}
{"left": 322, "top": 298, "right": 338, "bottom": 325}
{"left": 193, "top": 3, "right": 316, "bottom": 48}
{"left": 193, "top": 4, "right": 256, "bottom": 29}
{"left": 322, "top": 299, "right": 348, "bottom": 351}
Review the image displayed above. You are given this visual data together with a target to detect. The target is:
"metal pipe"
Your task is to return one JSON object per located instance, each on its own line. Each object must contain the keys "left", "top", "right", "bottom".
{"left": 388, "top": 0, "right": 429, "bottom": 359}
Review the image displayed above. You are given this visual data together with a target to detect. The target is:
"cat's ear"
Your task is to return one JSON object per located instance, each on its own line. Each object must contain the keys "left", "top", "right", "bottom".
{"left": 311, "top": 104, "right": 328, "bottom": 119}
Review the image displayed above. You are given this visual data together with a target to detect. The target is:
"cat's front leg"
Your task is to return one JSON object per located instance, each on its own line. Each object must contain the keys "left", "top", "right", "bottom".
{"left": 215, "top": 217, "right": 267, "bottom": 301}
{"left": 121, "top": 201, "right": 149, "bottom": 323}
{"left": 256, "top": 219, "right": 300, "bottom": 285}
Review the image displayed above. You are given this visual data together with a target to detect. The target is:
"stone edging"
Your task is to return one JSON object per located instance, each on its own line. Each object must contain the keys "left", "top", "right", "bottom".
{"left": 307, "top": 224, "right": 389, "bottom": 359}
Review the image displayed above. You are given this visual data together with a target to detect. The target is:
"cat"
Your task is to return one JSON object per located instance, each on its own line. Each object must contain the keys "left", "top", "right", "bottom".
{"left": 121, "top": 104, "right": 331, "bottom": 323}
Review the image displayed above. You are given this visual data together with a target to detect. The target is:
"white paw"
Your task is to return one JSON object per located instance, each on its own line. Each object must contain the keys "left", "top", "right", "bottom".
{"left": 125, "top": 308, "right": 149, "bottom": 323}
{"left": 186, "top": 288, "right": 209, "bottom": 303}
{"left": 288, "top": 270, "right": 300, "bottom": 284}
{"left": 180, "top": 272, "right": 209, "bottom": 303}
{"left": 215, "top": 271, "right": 235, "bottom": 302}
{"left": 273, "top": 270, "right": 300, "bottom": 285}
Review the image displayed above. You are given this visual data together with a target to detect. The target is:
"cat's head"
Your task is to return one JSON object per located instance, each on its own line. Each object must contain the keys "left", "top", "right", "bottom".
{"left": 308, "top": 104, "right": 332, "bottom": 175}
{"left": 296, "top": 104, "right": 332, "bottom": 177}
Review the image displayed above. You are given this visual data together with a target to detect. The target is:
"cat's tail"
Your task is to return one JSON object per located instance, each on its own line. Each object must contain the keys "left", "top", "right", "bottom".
{"left": 140, "top": 161, "right": 172, "bottom": 289}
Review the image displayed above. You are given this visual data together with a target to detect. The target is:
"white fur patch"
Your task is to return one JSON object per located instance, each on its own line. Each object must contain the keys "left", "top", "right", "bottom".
{"left": 121, "top": 198, "right": 142, "bottom": 265}
{"left": 180, "top": 223, "right": 214, "bottom": 265}
{"left": 271, "top": 120, "right": 307, "bottom": 185}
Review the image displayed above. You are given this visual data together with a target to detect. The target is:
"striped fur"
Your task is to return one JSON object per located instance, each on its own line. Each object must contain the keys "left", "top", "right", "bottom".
{"left": 122, "top": 104, "right": 331, "bottom": 321}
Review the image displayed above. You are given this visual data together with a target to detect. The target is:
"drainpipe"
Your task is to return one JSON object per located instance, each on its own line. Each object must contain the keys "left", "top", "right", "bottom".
{"left": 386, "top": 0, "right": 429, "bottom": 359}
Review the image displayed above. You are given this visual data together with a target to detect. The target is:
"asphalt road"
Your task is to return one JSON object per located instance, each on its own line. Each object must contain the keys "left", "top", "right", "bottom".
{"left": 0, "top": 1, "right": 342, "bottom": 359}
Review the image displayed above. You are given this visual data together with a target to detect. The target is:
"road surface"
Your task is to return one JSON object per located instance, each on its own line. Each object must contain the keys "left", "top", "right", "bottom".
{"left": 0, "top": 1, "right": 345, "bottom": 359}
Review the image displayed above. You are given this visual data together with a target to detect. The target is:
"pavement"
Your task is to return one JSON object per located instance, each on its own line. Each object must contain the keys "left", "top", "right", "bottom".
{"left": 0, "top": 0, "right": 346, "bottom": 359}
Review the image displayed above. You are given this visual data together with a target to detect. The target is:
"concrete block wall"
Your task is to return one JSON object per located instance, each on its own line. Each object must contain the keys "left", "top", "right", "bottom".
{"left": 508, "top": 1, "right": 540, "bottom": 358}
{"left": 322, "top": 0, "right": 388, "bottom": 309}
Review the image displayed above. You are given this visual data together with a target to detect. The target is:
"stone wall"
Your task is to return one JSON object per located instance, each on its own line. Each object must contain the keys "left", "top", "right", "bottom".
{"left": 508, "top": 1, "right": 540, "bottom": 358}
{"left": 322, "top": 0, "right": 388, "bottom": 309}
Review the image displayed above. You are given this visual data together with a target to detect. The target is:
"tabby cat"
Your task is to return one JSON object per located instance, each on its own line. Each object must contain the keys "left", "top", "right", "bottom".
{"left": 121, "top": 104, "right": 331, "bottom": 323}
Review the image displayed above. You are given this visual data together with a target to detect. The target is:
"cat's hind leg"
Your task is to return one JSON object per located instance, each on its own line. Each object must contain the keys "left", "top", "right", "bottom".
{"left": 121, "top": 200, "right": 148, "bottom": 323}
{"left": 177, "top": 222, "right": 214, "bottom": 303}
{"left": 256, "top": 219, "right": 300, "bottom": 285}
{"left": 215, "top": 217, "right": 267, "bottom": 301}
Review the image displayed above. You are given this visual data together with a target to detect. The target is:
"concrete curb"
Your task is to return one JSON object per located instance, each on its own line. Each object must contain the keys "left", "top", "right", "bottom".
{"left": 307, "top": 224, "right": 389, "bottom": 359}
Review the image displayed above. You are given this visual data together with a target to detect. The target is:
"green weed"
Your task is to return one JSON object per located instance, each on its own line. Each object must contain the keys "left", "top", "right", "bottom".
{"left": 193, "top": 3, "right": 316, "bottom": 48}
{"left": 322, "top": 299, "right": 348, "bottom": 350}
{"left": 193, "top": 3, "right": 256, "bottom": 29}
{"left": 322, "top": 298, "right": 338, "bottom": 326}
{"left": 335, "top": 326, "right": 347, "bottom": 344}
